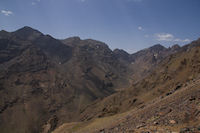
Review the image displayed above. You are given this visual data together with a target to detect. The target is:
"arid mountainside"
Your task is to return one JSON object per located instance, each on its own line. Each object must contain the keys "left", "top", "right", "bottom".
{"left": 113, "top": 44, "right": 180, "bottom": 83}
{"left": 0, "top": 26, "right": 199, "bottom": 133}
{"left": 0, "top": 27, "right": 129, "bottom": 133}
{"left": 54, "top": 76, "right": 200, "bottom": 133}
{"left": 79, "top": 38, "right": 200, "bottom": 119}
{"left": 129, "top": 44, "right": 180, "bottom": 82}
{"left": 54, "top": 38, "right": 200, "bottom": 133}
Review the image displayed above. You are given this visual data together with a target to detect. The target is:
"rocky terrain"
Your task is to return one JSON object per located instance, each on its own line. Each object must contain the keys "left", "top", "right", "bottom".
{"left": 53, "top": 78, "right": 200, "bottom": 133}
{"left": 0, "top": 26, "right": 200, "bottom": 133}
{"left": 0, "top": 27, "right": 129, "bottom": 133}
{"left": 53, "top": 38, "right": 200, "bottom": 133}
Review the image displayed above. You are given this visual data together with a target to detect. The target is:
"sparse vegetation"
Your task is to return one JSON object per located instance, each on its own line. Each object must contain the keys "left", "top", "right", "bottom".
{"left": 0, "top": 27, "right": 200, "bottom": 133}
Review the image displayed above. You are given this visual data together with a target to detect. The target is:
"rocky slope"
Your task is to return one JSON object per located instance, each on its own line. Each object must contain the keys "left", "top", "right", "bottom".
{"left": 54, "top": 38, "right": 200, "bottom": 133}
{"left": 53, "top": 78, "right": 200, "bottom": 133}
{"left": 0, "top": 26, "right": 195, "bottom": 133}
{"left": 129, "top": 44, "right": 181, "bottom": 82}
{"left": 0, "top": 27, "right": 129, "bottom": 133}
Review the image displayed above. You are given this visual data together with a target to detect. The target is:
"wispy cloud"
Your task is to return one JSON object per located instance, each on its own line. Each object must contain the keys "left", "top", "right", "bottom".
{"left": 155, "top": 33, "right": 190, "bottom": 43}
{"left": 155, "top": 33, "right": 174, "bottom": 41}
{"left": 127, "top": 0, "right": 143, "bottom": 2}
{"left": 1, "top": 10, "right": 13, "bottom": 16}
{"left": 79, "top": 0, "right": 87, "bottom": 2}
{"left": 31, "top": 2, "right": 36, "bottom": 5}
{"left": 31, "top": 0, "right": 41, "bottom": 6}
{"left": 138, "top": 26, "right": 144, "bottom": 31}
{"left": 174, "top": 38, "right": 191, "bottom": 43}
{"left": 144, "top": 34, "right": 149, "bottom": 38}
{"left": 133, "top": 0, "right": 143, "bottom": 2}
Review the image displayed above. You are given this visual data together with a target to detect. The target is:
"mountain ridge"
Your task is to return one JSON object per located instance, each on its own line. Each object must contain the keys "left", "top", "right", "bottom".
{"left": 54, "top": 37, "right": 200, "bottom": 133}
{"left": 0, "top": 26, "right": 199, "bottom": 133}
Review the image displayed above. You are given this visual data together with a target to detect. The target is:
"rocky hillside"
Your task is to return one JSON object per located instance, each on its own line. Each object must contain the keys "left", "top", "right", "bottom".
{"left": 53, "top": 38, "right": 200, "bottom": 133}
{"left": 113, "top": 44, "right": 181, "bottom": 83}
{"left": 129, "top": 44, "right": 181, "bottom": 82}
{"left": 0, "top": 27, "right": 129, "bottom": 133}
{"left": 0, "top": 26, "right": 196, "bottom": 133}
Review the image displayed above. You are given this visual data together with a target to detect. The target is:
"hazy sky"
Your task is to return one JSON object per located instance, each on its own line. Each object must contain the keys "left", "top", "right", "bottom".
{"left": 0, "top": 0, "right": 200, "bottom": 53}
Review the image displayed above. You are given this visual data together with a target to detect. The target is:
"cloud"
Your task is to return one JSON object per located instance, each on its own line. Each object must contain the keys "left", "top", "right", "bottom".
{"left": 155, "top": 33, "right": 190, "bottom": 43}
{"left": 1, "top": 10, "right": 13, "bottom": 16}
{"left": 31, "top": 0, "right": 41, "bottom": 6}
{"left": 31, "top": 2, "right": 36, "bottom": 5}
{"left": 174, "top": 38, "right": 191, "bottom": 43}
{"left": 155, "top": 33, "right": 174, "bottom": 41}
{"left": 144, "top": 34, "right": 149, "bottom": 38}
{"left": 127, "top": 0, "right": 143, "bottom": 2}
{"left": 80, "top": 0, "right": 86, "bottom": 2}
{"left": 138, "top": 26, "right": 144, "bottom": 31}
{"left": 182, "top": 39, "right": 191, "bottom": 42}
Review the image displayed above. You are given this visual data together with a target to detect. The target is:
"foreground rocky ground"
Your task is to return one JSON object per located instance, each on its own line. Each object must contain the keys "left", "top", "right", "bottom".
{"left": 53, "top": 77, "right": 200, "bottom": 133}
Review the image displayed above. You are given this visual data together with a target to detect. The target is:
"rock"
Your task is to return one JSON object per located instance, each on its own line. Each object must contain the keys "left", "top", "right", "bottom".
{"left": 197, "top": 126, "right": 200, "bottom": 130}
{"left": 114, "top": 127, "right": 119, "bottom": 131}
{"left": 166, "top": 92, "right": 172, "bottom": 96}
{"left": 180, "top": 127, "right": 190, "bottom": 133}
{"left": 127, "top": 129, "right": 135, "bottom": 133}
{"left": 174, "top": 84, "right": 182, "bottom": 91}
{"left": 169, "top": 120, "right": 176, "bottom": 124}
{"left": 189, "top": 96, "right": 196, "bottom": 101}
{"left": 159, "top": 108, "right": 172, "bottom": 116}
{"left": 153, "top": 121, "right": 159, "bottom": 125}
{"left": 136, "top": 123, "right": 146, "bottom": 129}
{"left": 141, "top": 131, "right": 150, "bottom": 133}
{"left": 99, "top": 129, "right": 105, "bottom": 133}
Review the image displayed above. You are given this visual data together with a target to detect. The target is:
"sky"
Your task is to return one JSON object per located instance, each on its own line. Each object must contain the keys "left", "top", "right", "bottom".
{"left": 0, "top": 0, "right": 200, "bottom": 53}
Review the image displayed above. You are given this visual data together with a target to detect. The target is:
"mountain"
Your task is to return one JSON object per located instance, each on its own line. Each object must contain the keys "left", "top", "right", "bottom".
{"left": 1, "top": 26, "right": 198, "bottom": 133}
{"left": 54, "top": 38, "right": 200, "bottom": 133}
{"left": 129, "top": 44, "right": 181, "bottom": 82}
{"left": 0, "top": 27, "right": 131, "bottom": 133}
{"left": 113, "top": 49, "right": 131, "bottom": 63}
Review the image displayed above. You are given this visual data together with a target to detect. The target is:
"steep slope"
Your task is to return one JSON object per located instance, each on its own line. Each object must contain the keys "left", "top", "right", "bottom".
{"left": 77, "top": 44, "right": 181, "bottom": 120}
{"left": 0, "top": 27, "right": 129, "bottom": 133}
{"left": 0, "top": 26, "right": 194, "bottom": 133}
{"left": 54, "top": 38, "right": 200, "bottom": 133}
{"left": 54, "top": 77, "right": 200, "bottom": 133}
{"left": 75, "top": 38, "right": 199, "bottom": 125}
{"left": 13, "top": 26, "right": 73, "bottom": 63}
{"left": 114, "top": 44, "right": 181, "bottom": 83}
{"left": 129, "top": 44, "right": 180, "bottom": 82}
{"left": 62, "top": 37, "right": 130, "bottom": 91}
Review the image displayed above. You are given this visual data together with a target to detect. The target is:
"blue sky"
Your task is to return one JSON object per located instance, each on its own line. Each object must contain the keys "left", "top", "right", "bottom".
{"left": 0, "top": 0, "right": 200, "bottom": 53}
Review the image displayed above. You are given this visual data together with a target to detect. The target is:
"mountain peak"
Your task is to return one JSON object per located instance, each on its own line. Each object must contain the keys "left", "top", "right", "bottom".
{"left": 15, "top": 26, "right": 40, "bottom": 33}
{"left": 0, "top": 30, "right": 10, "bottom": 35}
{"left": 113, "top": 48, "right": 130, "bottom": 55}
{"left": 150, "top": 44, "right": 166, "bottom": 50}
{"left": 68, "top": 36, "right": 81, "bottom": 41}
{"left": 62, "top": 36, "right": 81, "bottom": 46}
{"left": 113, "top": 49, "right": 130, "bottom": 61}
{"left": 0, "top": 30, "right": 8, "bottom": 33}
{"left": 0, "top": 30, "right": 12, "bottom": 39}
{"left": 13, "top": 26, "right": 43, "bottom": 40}
{"left": 170, "top": 44, "right": 181, "bottom": 51}
{"left": 146, "top": 44, "right": 167, "bottom": 53}
{"left": 20, "top": 26, "right": 34, "bottom": 30}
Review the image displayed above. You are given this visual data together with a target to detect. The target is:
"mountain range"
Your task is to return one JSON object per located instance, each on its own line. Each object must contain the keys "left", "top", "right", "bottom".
{"left": 0, "top": 27, "right": 200, "bottom": 133}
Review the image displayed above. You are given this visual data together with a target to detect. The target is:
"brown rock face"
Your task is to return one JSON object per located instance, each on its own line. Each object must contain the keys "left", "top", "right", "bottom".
{"left": 0, "top": 27, "right": 130, "bottom": 133}
{"left": 1, "top": 26, "right": 199, "bottom": 133}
